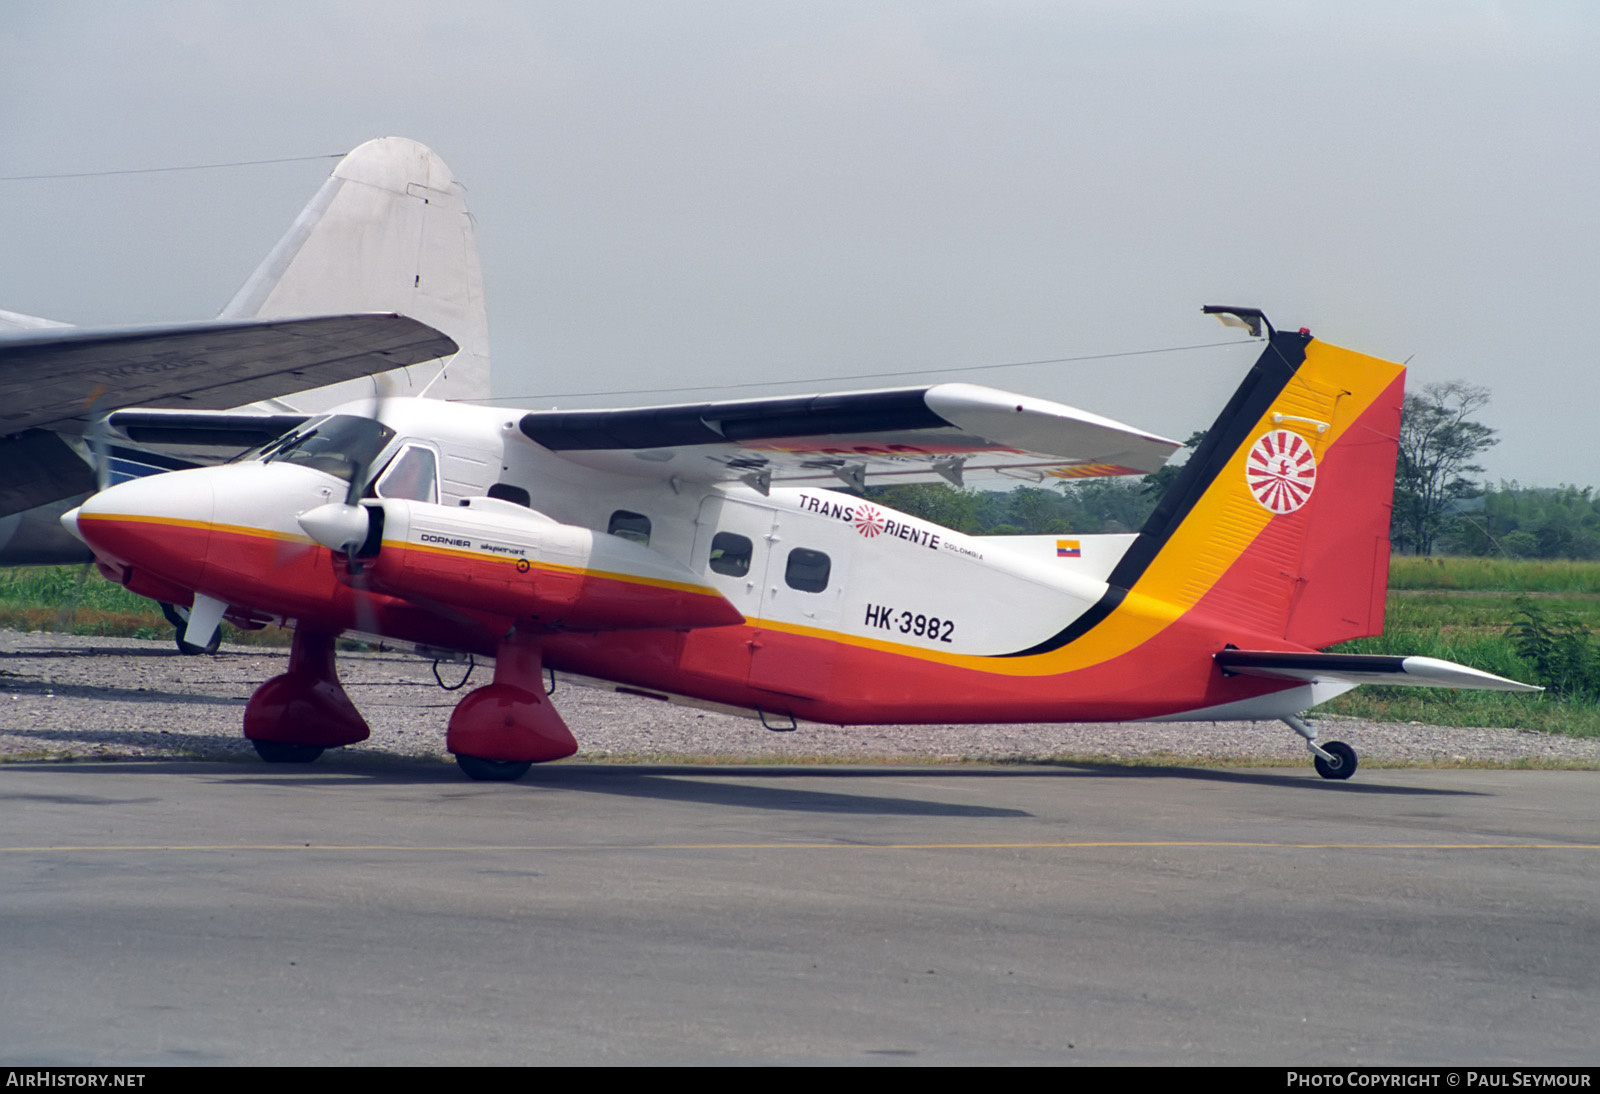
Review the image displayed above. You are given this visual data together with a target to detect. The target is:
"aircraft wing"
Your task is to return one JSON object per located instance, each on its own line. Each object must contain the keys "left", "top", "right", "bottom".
{"left": 518, "top": 382, "right": 1180, "bottom": 490}
{"left": 0, "top": 312, "right": 456, "bottom": 436}
{"left": 1215, "top": 650, "right": 1543, "bottom": 692}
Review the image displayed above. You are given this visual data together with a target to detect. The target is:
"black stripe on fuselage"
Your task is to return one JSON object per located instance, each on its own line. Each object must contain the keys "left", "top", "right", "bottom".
{"left": 519, "top": 388, "right": 944, "bottom": 451}
{"left": 1214, "top": 650, "right": 1407, "bottom": 675}
{"left": 994, "top": 330, "right": 1313, "bottom": 659}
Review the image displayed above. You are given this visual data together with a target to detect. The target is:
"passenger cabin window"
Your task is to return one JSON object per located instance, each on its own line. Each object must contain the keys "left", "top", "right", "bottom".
{"left": 373, "top": 445, "right": 439, "bottom": 504}
{"left": 709, "top": 532, "right": 753, "bottom": 577}
{"left": 608, "top": 510, "right": 652, "bottom": 546}
{"left": 785, "top": 548, "right": 831, "bottom": 593}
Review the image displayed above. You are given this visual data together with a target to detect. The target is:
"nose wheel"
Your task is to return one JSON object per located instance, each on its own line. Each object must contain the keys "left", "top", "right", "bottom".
{"left": 161, "top": 602, "right": 222, "bottom": 655}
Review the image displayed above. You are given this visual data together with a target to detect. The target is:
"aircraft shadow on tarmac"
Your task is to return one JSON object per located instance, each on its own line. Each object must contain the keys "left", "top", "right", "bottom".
{"left": 508, "top": 767, "right": 1034, "bottom": 817}
{"left": 5, "top": 757, "right": 1486, "bottom": 817}
{"left": 3, "top": 646, "right": 198, "bottom": 660}
{"left": 92, "top": 755, "right": 1492, "bottom": 803}
{"left": 0, "top": 680, "right": 246, "bottom": 705}
{"left": 4, "top": 728, "right": 256, "bottom": 753}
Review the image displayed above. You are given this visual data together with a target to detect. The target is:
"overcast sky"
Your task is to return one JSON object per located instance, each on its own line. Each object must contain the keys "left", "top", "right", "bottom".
{"left": 2, "top": 1, "right": 1594, "bottom": 485}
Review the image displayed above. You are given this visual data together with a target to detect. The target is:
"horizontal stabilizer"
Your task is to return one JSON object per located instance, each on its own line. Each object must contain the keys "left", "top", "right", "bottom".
{"left": 1215, "top": 650, "right": 1542, "bottom": 692}
{"left": 519, "top": 382, "right": 1179, "bottom": 489}
{"left": 0, "top": 313, "right": 455, "bottom": 435}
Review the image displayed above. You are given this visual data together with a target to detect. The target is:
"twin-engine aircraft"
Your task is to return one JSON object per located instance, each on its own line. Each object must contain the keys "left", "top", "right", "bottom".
{"left": 62, "top": 297, "right": 1538, "bottom": 780}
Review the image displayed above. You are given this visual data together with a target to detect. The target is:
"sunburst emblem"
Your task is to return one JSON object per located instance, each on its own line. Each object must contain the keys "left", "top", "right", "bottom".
{"left": 853, "top": 503, "right": 886, "bottom": 538}
{"left": 1245, "top": 430, "right": 1317, "bottom": 514}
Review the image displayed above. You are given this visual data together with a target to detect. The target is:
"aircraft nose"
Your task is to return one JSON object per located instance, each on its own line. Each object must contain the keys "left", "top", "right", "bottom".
{"left": 70, "top": 469, "right": 217, "bottom": 582}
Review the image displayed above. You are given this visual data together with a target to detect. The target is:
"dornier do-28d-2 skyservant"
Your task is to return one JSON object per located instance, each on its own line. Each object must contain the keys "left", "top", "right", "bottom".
{"left": 63, "top": 302, "right": 1539, "bottom": 782}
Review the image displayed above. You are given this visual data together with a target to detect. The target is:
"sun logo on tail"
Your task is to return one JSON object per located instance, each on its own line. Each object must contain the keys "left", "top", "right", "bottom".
{"left": 1246, "top": 430, "right": 1317, "bottom": 514}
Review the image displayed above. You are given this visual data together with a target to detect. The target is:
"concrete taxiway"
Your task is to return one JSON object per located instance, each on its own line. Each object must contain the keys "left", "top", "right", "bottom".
{"left": 2, "top": 760, "right": 1596, "bottom": 1065}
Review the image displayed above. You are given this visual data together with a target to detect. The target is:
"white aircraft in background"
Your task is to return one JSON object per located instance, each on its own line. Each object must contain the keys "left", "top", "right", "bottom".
{"left": 0, "top": 138, "right": 489, "bottom": 578}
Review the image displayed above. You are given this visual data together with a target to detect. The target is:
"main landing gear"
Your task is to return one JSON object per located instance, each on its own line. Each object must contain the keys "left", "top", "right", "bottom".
{"left": 446, "top": 627, "right": 577, "bottom": 781}
{"left": 243, "top": 628, "right": 369, "bottom": 763}
{"left": 1283, "top": 713, "right": 1358, "bottom": 780}
{"left": 252, "top": 741, "right": 326, "bottom": 764}
{"left": 239, "top": 625, "right": 576, "bottom": 781}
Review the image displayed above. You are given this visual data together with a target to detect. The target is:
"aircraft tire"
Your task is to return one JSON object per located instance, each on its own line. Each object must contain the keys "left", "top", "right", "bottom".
{"left": 456, "top": 755, "right": 534, "bottom": 782}
{"left": 175, "top": 626, "right": 223, "bottom": 656}
{"left": 1313, "top": 740, "right": 1358, "bottom": 780}
{"left": 253, "top": 740, "right": 326, "bottom": 764}
{"left": 161, "top": 603, "right": 222, "bottom": 655}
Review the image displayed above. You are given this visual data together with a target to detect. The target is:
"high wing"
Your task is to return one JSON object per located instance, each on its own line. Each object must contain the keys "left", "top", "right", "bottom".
{"left": 518, "top": 382, "right": 1180, "bottom": 490}
{"left": 0, "top": 312, "right": 455, "bottom": 436}
{"left": 1214, "top": 650, "right": 1543, "bottom": 693}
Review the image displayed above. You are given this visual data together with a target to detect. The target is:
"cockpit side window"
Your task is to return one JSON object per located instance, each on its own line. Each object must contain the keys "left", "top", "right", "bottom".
{"left": 373, "top": 444, "right": 439, "bottom": 504}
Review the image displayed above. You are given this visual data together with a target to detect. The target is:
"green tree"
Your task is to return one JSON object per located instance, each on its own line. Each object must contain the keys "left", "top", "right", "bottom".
{"left": 1140, "top": 430, "right": 1208, "bottom": 506}
{"left": 1392, "top": 381, "right": 1498, "bottom": 556}
{"left": 860, "top": 483, "right": 983, "bottom": 533}
{"left": 1061, "top": 477, "right": 1155, "bottom": 533}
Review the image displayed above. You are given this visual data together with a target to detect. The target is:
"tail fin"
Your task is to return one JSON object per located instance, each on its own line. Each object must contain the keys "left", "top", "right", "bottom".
{"left": 1114, "top": 327, "right": 1405, "bottom": 648}
{"left": 220, "top": 137, "right": 489, "bottom": 408}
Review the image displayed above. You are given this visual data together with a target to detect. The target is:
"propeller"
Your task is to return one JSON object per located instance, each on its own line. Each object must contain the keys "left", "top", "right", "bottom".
{"left": 292, "top": 373, "right": 399, "bottom": 645}
{"left": 296, "top": 372, "right": 394, "bottom": 556}
{"left": 81, "top": 384, "right": 112, "bottom": 494}
{"left": 297, "top": 500, "right": 373, "bottom": 555}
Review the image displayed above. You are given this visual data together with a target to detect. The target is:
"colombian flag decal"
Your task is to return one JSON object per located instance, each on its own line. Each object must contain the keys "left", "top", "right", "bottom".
{"left": 1056, "top": 539, "right": 1081, "bottom": 558}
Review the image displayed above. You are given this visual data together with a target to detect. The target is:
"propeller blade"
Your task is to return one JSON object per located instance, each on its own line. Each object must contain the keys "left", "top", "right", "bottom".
{"left": 83, "top": 385, "right": 111, "bottom": 493}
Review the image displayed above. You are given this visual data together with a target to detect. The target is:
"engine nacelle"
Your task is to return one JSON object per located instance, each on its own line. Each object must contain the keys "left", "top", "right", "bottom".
{"left": 361, "top": 496, "right": 744, "bottom": 632}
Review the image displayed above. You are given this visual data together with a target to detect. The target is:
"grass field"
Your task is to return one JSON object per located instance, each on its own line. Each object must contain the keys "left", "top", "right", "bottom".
{"left": 0, "top": 565, "right": 286, "bottom": 647}
{"left": 1324, "top": 558, "right": 1600, "bottom": 735}
{"left": 4, "top": 558, "right": 1597, "bottom": 735}
{"left": 1389, "top": 555, "right": 1600, "bottom": 593}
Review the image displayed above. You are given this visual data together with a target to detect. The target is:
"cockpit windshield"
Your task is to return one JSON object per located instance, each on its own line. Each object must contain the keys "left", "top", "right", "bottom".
{"left": 260, "top": 415, "right": 396, "bottom": 486}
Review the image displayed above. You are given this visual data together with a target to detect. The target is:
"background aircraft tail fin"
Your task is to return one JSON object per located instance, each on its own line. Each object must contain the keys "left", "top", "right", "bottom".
{"left": 1110, "top": 327, "right": 1405, "bottom": 648}
{"left": 221, "top": 137, "right": 489, "bottom": 408}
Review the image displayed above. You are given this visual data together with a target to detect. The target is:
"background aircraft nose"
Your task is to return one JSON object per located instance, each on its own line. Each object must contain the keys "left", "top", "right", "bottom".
{"left": 59, "top": 506, "right": 83, "bottom": 543}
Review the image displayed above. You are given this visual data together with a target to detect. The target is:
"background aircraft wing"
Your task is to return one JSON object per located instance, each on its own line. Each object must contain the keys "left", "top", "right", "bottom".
{"left": 518, "top": 382, "right": 1179, "bottom": 490}
{"left": 0, "top": 312, "right": 455, "bottom": 436}
{"left": 105, "top": 410, "right": 312, "bottom": 448}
